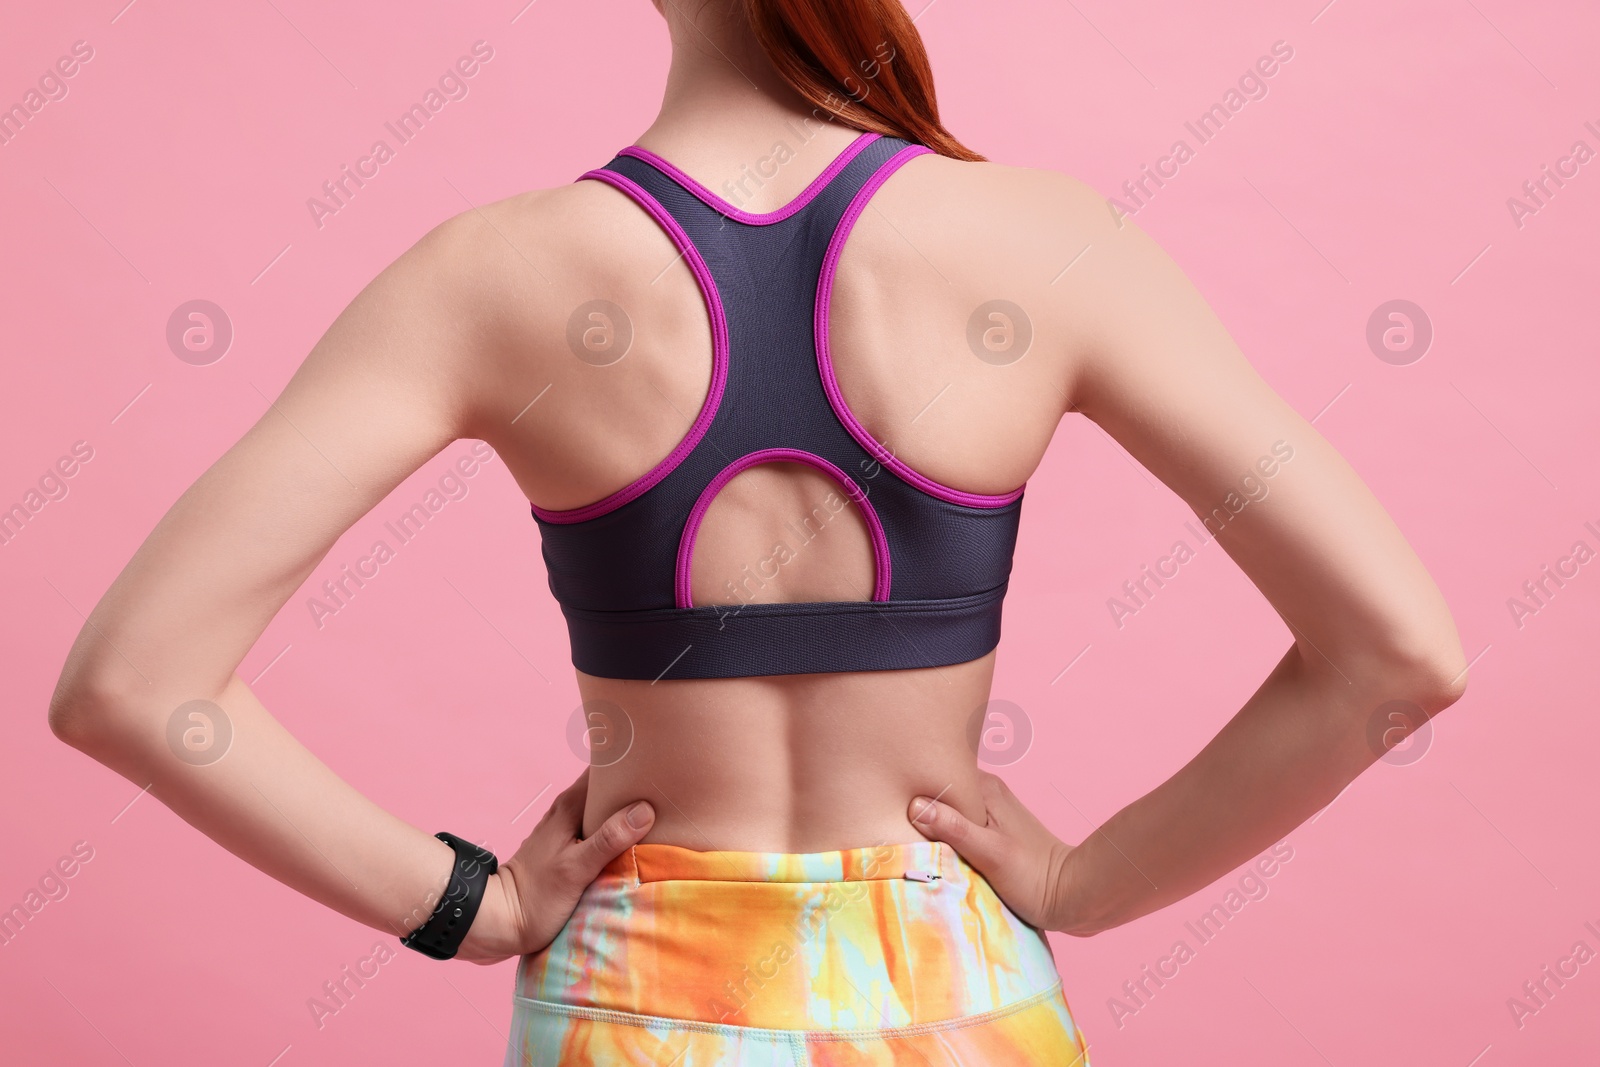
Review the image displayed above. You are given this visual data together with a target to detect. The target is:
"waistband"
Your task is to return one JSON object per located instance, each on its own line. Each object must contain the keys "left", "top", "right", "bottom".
{"left": 517, "top": 840, "right": 1062, "bottom": 1031}
{"left": 605, "top": 840, "right": 951, "bottom": 886}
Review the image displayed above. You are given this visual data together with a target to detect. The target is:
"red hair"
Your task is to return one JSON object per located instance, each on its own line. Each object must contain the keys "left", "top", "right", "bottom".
{"left": 742, "top": 0, "right": 984, "bottom": 162}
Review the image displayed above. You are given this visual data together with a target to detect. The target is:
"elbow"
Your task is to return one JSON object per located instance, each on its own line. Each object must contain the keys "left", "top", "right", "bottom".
{"left": 1305, "top": 618, "right": 1470, "bottom": 719}
{"left": 1366, "top": 632, "right": 1471, "bottom": 717}
{"left": 49, "top": 688, "right": 99, "bottom": 751}
{"left": 1339, "top": 579, "right": 1472, "bottom": 713}
{"left": 1408, "top": 653, "right": 1469, "bottom": 713}
{"left": 47, "top": 672, "right": 128, "bottom": 753}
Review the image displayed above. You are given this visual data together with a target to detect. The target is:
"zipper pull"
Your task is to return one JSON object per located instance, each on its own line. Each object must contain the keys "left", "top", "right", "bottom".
{"left": 904, "top": 869, "right": 941, "bottom": 883}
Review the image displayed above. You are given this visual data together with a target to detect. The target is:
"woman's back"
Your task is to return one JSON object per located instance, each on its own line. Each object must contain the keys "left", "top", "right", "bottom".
{"left": 461, "top": 122, "right": 1089, "bottom": 852}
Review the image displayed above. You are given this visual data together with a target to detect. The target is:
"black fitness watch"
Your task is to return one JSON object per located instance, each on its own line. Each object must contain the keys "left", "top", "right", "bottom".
{"left": 400, "top": 832, "right": 499, "bottom": 960}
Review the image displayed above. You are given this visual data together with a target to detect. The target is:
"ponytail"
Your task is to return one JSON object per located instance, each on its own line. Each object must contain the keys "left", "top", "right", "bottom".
{"left": 742, "top": 0, "right": 985, "bottom": 162}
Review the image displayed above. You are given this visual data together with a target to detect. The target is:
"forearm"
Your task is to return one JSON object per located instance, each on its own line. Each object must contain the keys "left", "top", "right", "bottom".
{"left": 1055, "top": 642, "right": 1436, "bottom": 936}
{"left": 52, "top": 670, "right": 515, "bottom": 953}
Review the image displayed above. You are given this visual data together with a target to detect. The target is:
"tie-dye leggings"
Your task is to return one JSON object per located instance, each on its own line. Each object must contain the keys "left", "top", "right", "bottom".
{"left": 504, "top": 840, "right": 1092, "bottom": 1066}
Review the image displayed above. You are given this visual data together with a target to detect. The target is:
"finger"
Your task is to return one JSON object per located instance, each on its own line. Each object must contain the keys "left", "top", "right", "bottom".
{"left": 908, "top": 796, "right": 1004, "bottom": 870}
{"left": 569, "top": 800, "right": 655, "bottom": 880}
{"left": 556, "top": 767, "right": 590, "bottom": 808}
{"left": 543, "top": 768, "right": 590, "bottom": 827}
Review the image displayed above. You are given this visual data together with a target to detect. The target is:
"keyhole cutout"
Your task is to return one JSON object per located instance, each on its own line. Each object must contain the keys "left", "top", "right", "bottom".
{"left": 685, "top": 461, "right": 880, "bottom": 609}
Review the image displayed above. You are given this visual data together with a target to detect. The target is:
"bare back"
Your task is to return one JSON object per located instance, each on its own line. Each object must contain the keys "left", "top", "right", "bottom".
{"left": 463, "top": 127, "right": 1079, "bottom": 852}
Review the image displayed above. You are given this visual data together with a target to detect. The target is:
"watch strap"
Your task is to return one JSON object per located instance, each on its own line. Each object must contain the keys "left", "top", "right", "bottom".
{"left": 400, "top": 832, "right": 498, "bottom": 961}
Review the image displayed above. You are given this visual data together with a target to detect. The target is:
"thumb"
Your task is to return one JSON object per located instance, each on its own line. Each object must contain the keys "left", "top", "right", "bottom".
{"left": 908, "top": 795, "right": 1003, "bottom": 870}
{"left": 572, "top": 800, "right": 655, "bottom": 878}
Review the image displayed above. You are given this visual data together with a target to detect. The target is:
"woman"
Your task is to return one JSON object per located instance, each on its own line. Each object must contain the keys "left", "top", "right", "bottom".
{"left": 48, "top": 0, "right": 1468, "bottom": 1063}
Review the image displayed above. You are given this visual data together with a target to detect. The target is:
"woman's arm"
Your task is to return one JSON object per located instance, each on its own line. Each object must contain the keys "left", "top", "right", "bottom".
{"left": 910, "top": 172, "right": 1468, "bottom": 937}
{"left": 47, "top": 207, "right": 653, "bottom": 963}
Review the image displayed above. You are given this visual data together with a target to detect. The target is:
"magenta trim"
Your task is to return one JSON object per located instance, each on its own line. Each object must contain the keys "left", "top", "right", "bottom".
{"left": 814, "top": 146, "right": 1027, "bottom": 508}
{"left": 617, "top": 133, "right": 882, "bottom": 226}
{"left": 529, "top": 169, "right": 730, "bottom": 525}
{"left": 674, "top": 448, "right": 892, "bottom": 609}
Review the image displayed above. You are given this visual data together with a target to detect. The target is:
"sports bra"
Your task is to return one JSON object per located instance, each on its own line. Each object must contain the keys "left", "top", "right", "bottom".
{"left": 531, "top": 131, "right": 1025, "bottom": 681}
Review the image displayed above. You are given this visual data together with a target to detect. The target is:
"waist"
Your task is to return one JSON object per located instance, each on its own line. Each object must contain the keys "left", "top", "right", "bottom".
{"left": 584, "top": 760, "right": 990, "bottom": 854}
{"left": 515, "top": 840, "right": 1062, "bottom": 1031}
{"left": 575, "top": 653, "right": 1001, "bottom": 851}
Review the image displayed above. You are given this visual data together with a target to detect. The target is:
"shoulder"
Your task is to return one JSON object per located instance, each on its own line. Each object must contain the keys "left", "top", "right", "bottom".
{"left": 401, "top": 182, "right": 622, "bottom": 296}
{"left": 859, "top": 153, "right": 1148, "bottom": 355}
{"left": 889, "top": 152, "right": 1193, "bottom": 336}
{"left": 853, "top": 151, "right": 1128, "bottom": 288}
{"left": 887, "top": 153, "right": 1118, "bottom": 241}
{"left": 377, "top": 178, "right": 656, "bottom": 363}
{"left": 371, "top": 175, "right": 715, "bottom": 438}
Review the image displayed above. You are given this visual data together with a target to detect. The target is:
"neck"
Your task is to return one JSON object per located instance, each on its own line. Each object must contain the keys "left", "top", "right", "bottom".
{"left": 639, "top": 0, "right": 862, "bottom": 189}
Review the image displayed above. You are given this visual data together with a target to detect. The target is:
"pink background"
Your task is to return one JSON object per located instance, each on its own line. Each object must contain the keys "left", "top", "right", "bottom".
{"left": 3, "top": 0, "right": 1597, "bottom": 1063}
